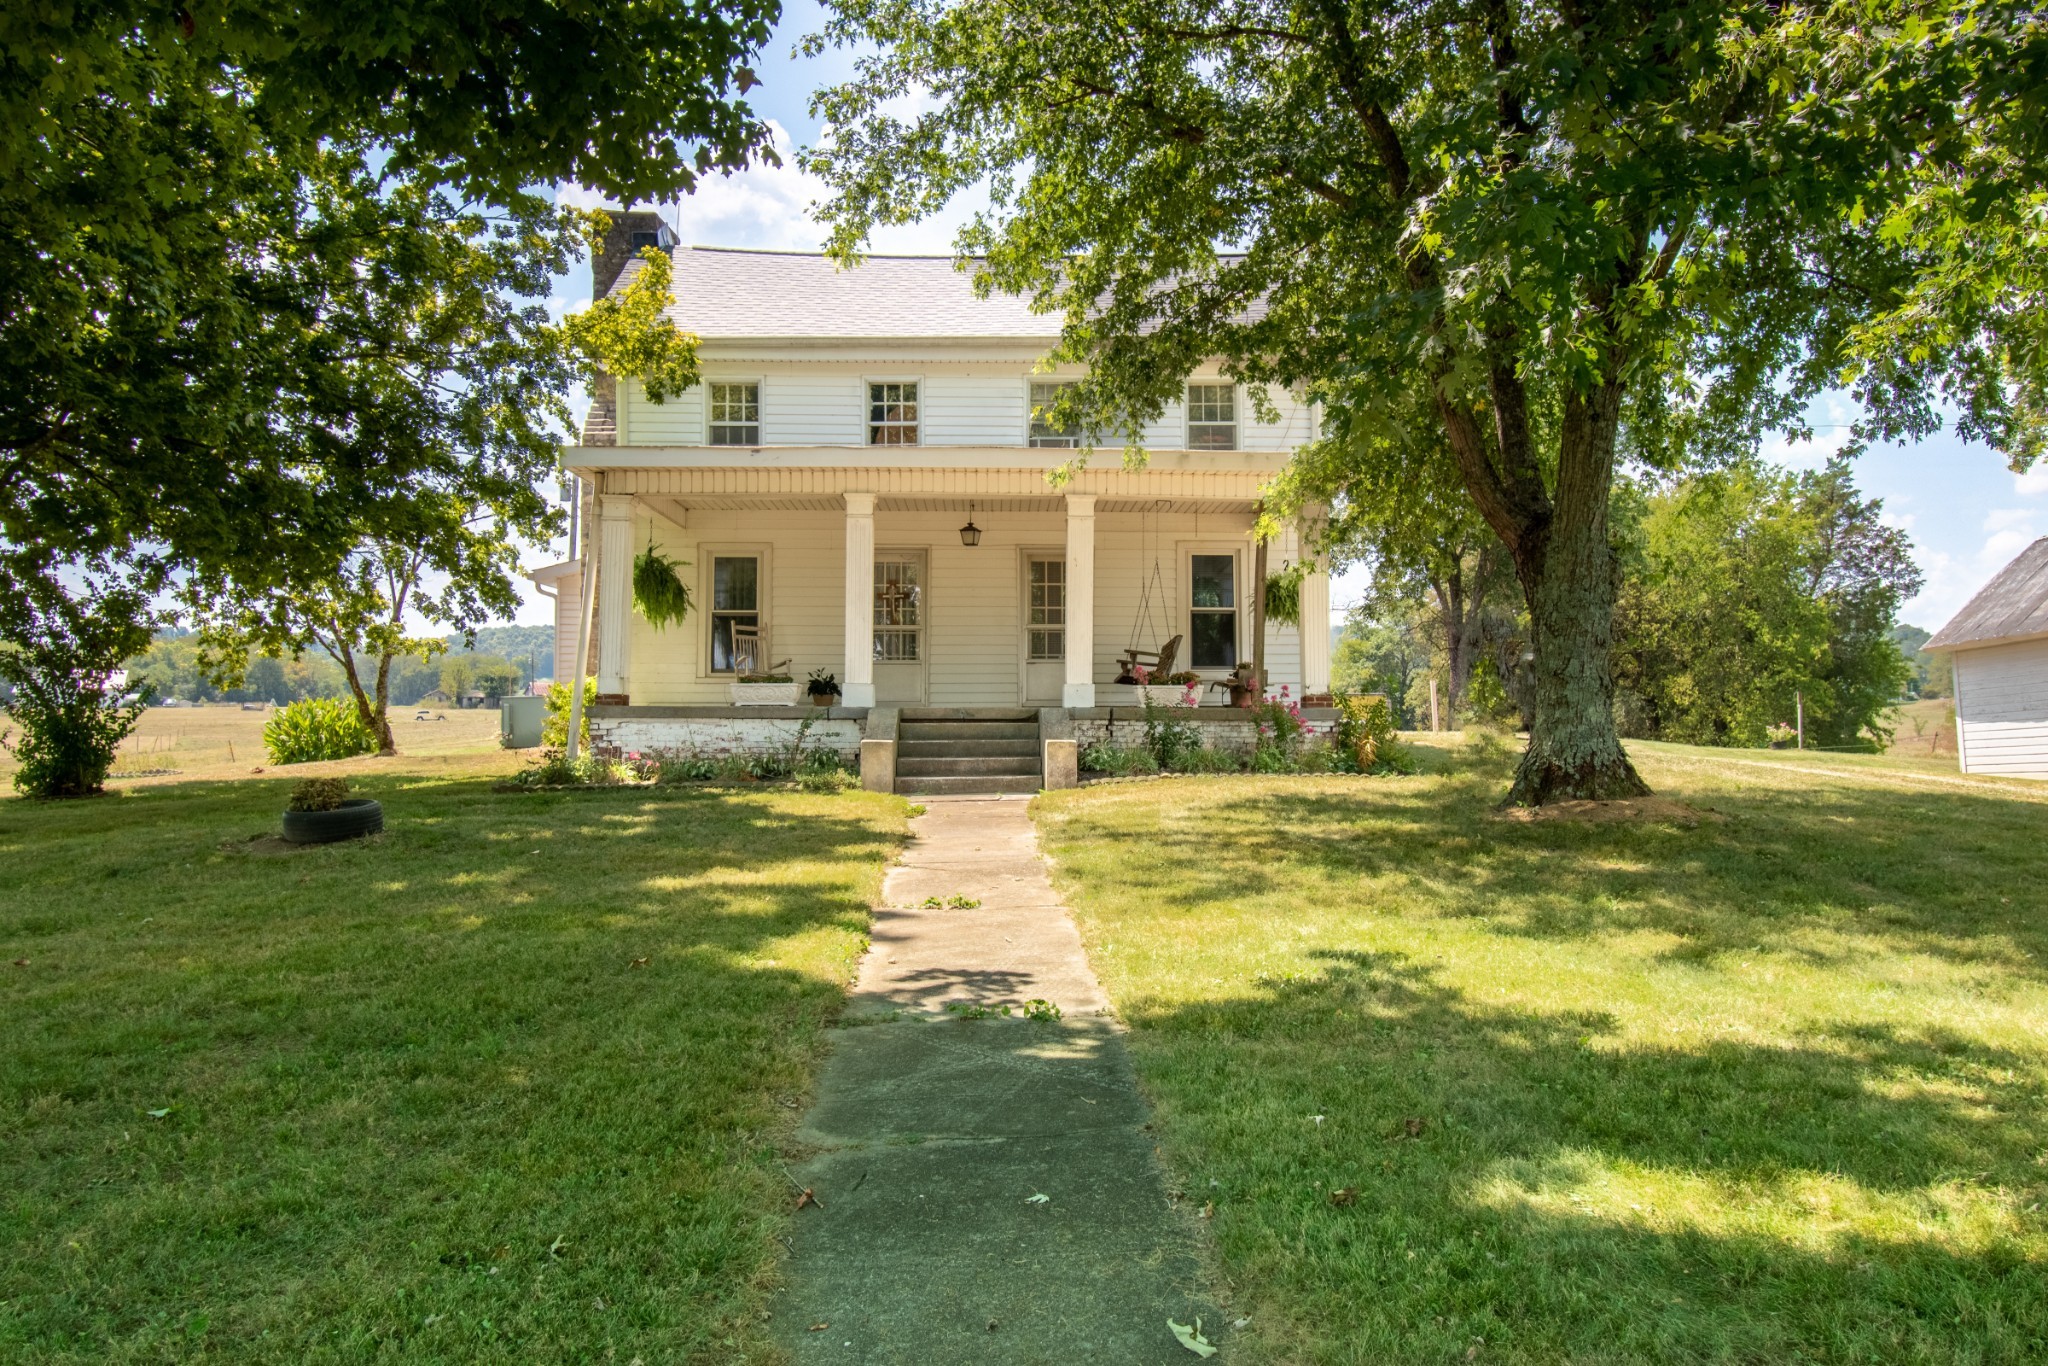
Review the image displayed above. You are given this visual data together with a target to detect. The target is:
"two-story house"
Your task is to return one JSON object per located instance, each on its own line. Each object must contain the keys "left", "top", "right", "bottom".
{"left": 533, "top": 212, "right": 1333, "bottom": 792}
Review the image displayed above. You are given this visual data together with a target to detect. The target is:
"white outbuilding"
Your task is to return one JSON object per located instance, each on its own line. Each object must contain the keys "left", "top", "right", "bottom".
{"left": 1928, "top": 536, "right": 2048, "bottom": 778}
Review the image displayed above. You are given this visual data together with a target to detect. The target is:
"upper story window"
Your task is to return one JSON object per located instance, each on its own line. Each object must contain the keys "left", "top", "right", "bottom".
{"left": 708, "top": 382, "right": 760, "bottom": 445}
{"left": 869, "top": 382, "right": 919, "bottom": 445}
{"left": 1028, "top": 380, "right": 1081, "bottom": 448}
{"left": 630, "top": 230, "right": 662, "bottom": 252}
{"left": 1186, "top": 384, "right": 1238, "bottom": 450}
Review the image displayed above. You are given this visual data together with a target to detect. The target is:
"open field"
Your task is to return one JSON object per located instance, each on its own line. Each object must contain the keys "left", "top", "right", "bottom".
{"left": 0, "top": 748, "right": 909, "bottom": 1363}
{"left": 0, "top": 702, "right": 505, "bottom": 789}
{"left": 1886, "top": 697, "right": 1961, "bottom": 763}
{"left": 1035, "top": 737, "right": 2048, "bottom": 1364}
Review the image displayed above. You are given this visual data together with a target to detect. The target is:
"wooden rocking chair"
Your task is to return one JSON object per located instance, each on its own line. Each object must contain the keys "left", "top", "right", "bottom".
{"left": 1115, "top": 633, "right": 1181, "bottom": 684}
{"left": 730, "top": 625, "right": 791, "bottom": 678}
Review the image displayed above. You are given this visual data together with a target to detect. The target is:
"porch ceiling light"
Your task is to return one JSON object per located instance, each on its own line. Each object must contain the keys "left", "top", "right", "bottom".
{"left": 959, "top": 502, "right": 982, "bottom": 547}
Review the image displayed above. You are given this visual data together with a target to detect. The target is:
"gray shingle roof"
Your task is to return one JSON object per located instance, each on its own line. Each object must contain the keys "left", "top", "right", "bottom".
{"left": 1927, "top": 536, "right": 2048, "bottom": 650}
{"left": 635, "top": 247, "right": 1062, "bottom": 339}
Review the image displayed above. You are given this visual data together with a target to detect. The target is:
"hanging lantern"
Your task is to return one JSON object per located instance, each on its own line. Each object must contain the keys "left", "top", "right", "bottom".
{"left": 959, "top": 502, "right": 982, "bottom": 547}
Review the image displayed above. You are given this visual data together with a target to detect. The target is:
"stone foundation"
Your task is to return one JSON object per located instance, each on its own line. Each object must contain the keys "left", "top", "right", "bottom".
{"left": 1060, "top": 705, "right": 1338, "bottom": 756}
{"left": 588, "top": 705, "right": 865, "bottom": 761}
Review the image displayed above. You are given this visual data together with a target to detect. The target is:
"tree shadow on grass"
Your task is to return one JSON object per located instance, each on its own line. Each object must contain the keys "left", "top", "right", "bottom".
{"left": 1072, "top": 760, "right": 2048, "bottom": 984}
{"left": 1127, "top": 949, "right": 2047, "bottom": 1364}
{"left": 0, "top": 775, "right": 911, "bottom": 1363}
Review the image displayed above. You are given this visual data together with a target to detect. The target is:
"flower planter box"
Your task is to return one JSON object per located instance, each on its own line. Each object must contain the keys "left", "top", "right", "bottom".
{"left": 729, "top": 682, "right": 802, "bottom": 706}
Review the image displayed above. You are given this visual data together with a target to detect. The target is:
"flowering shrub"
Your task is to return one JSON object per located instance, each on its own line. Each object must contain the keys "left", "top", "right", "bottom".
{"left": 1252, "top": 686, "right": 1307, "bottom": 771}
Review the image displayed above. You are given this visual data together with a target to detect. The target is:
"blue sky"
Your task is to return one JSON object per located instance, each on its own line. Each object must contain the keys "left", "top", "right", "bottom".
{"left": 515, "top": 1, "right": 2043, "bottom": 635}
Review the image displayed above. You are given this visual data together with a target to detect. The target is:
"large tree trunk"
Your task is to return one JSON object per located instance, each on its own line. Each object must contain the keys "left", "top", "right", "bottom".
{"left": 370, "top": 651, "right": 396, "bottom": 755}
{"left": 1501, "top": 383, "right": 1649, "bottom": 806}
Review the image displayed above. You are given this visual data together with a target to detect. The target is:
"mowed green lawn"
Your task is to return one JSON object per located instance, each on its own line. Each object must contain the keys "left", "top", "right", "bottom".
{"left": 0, "top": 750, "right": 908, "bottom": 1362}
{"left": 1036, "top": 739, "right": 2048, "bottom": 1364}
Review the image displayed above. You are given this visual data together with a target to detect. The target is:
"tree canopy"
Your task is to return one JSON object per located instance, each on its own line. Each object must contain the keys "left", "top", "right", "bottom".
{"left": 2, "top": 0, "right": 762, "bottom": 605}
{"left": 808, "top": 0, "right": 2047, "bottom": 802}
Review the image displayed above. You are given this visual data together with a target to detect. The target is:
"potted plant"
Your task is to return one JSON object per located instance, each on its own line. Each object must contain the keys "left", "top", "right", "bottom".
{"left": 281, "top": 777, "right": 384, "bottom": 844}
{"left": 1766, "top": 722, "right": 1797, "bottom": 750}
{"left": 806, "top": 668, "right": 841, "bottom": 707}
{"left": 730, "top": 673, "right": 801, "bottom": 706}
{"left": 1224, "top": 662, "right": 1259, "bottom": 709}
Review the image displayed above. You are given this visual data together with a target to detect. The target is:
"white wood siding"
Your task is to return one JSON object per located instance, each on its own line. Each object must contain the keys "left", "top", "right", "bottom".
{"left": 763, "top": 375, "right": 864, "bottom": 446}
{"left": 623, "top": 378, "right": 703, "bottom": 444}
{"left": 611, "top": 366, "right": 1314, "bottom": 452}
{"left": 1954, "top": 638, "right": 2048, "bottom": 778}
{"left": 924, "top": 376, "right": 1026, "bottom": 446}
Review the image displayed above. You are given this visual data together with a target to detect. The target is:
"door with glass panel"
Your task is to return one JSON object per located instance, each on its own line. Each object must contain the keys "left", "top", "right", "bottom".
{"left": 1021, "top": 554, "right": 1066, "bottom": 704}
{"left": 872, "top": 551, "right": 927, "bottom": 704}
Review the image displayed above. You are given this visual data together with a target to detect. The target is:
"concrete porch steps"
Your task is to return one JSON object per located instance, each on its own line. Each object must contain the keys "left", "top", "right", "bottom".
{"left": 891, "top": 713, "right": 1045, "bottom": 796}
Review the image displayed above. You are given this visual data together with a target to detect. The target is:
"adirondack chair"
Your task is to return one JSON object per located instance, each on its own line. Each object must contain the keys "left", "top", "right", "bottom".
{"left": 1116, "top": 633, "right": 1181, "bottom": 684}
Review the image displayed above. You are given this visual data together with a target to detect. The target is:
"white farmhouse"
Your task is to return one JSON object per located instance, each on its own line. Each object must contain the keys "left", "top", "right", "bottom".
{"left": 532, "top": 213, "right": 1333, "bottom": 792}
{"left": 1927, "top": 535, "right": 2048, "bottom": 779}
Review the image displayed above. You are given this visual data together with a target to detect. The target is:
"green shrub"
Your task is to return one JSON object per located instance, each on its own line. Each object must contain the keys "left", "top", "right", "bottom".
{"left": 797, "top": 767, "right": 857, "bottom": 793}
{"left": 0, "top": 574, "right": 153, "bottom": 798}
{"left": 287, "top": 777, "right": 352, "bottom": 811}
{"left": 1172, "top": 745, "right": 1242, "bottom": 774}
{"left": 1140, "top": 693, "right": 1204, "bottom": 770}
{"left": 542, "top": 678, "right": 596, "bottom": 750}
{"left": 1078, "top": 741, "right": 1156, "bottom": 775}
{"left": 263, "top": 698, "right": 377, "bottom": 765}
{"left": 510, "top": 750, "right": 633, "bottom": 788}
{"left": 1335, "top": 693, "right": 1415, "bottom": 774}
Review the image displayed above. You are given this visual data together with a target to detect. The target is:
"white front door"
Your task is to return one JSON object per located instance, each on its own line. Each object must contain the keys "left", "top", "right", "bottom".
{"left": 873, "top": 551, "right": 927, "bottom": 705}
{"left": 1022, "top": 553, "right": 1065, "bottom": 705}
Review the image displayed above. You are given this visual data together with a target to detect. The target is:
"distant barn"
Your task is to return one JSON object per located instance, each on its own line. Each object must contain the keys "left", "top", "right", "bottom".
{"left": 1928, "top": 537, "right": 2048, "bottom": 778}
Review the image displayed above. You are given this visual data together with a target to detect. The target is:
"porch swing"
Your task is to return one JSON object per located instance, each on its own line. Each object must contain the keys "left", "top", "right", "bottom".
{"left": 1114, "top": 501, "right": 1182, "bottom": 683}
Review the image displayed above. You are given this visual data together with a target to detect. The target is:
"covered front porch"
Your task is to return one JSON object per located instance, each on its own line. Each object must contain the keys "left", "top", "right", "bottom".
{"left": 564, "top": 466, "right": 1332, "bottom": 712}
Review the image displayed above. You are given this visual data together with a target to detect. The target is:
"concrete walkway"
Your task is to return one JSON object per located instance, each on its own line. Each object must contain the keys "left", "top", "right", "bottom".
{"left": 773, "top": 796, "right": 1225, "bottom": 1363}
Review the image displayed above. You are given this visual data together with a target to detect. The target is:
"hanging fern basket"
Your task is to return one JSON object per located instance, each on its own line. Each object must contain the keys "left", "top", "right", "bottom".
{"left": 633, "top": 542, "right": 694, "bottom": 629}
{"left": 1263, "top": 562, "right": 1304, "bottom": 628}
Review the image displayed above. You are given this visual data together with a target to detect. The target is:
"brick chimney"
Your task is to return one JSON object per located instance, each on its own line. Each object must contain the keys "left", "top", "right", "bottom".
{"left": 593, "top": 209, "right": 676, "bottom": 299}
{"left": 584, "top": 209, "right": 677, "bottom": 431}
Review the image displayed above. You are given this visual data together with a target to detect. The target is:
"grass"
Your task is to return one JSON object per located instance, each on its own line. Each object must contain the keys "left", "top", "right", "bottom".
{"left": 1034, "top": 736, "right": 2048, "bottom": 1364}
{"left": 0, "top": 745, "right": 909, "bottom": 1363}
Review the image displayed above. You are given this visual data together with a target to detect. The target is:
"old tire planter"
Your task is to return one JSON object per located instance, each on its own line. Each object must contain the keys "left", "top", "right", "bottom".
{"left": 282, "top": 798, "right": 384, "bottom": 845}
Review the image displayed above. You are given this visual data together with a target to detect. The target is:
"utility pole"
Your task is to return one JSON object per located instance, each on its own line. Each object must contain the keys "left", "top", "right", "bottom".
{"left": 1430, "top": 676, "right": 1440, "bottom": 733}
{"left": 1796, "top": 690, "right": 1805, "bottom": 750}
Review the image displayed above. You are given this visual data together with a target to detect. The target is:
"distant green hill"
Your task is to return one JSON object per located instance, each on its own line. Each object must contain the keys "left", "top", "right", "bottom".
{"left": 449, "top": 624, "right": 555, "bottom": 673}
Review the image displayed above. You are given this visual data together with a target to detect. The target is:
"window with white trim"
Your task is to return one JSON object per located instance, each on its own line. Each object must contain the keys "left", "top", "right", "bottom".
{"left": 1189, "top": 553, "right": 1238, "bottom": 668}
{"left": 1027, "top": 557, "right": 1065, "bottom": 658}
{"left": 708, "top": 382, "right": 759, "bottom": 445}
{"left": 1028, "top": 380, "right": 1081, "bottom": 448}
{"left": 1186, "top": 384, "right": 1238, "bottom": 450}
{"left": 868, "top": 382, "right": 919, "bottom": 445}
{"left": 709, "top": 556, "right": 760, "bottom": 673}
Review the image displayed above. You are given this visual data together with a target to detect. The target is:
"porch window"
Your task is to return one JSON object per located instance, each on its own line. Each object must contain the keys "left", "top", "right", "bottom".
{"left": 1189, "top": 554, "right": 1237, "bottom": 669}
{"left": 708, "top": 382, "right": 759, "bottom": 445}
{"left": 868, "top": 382, "right": 919, "bottom": 445}
{"left": 874, "top": 558, "right": 922, "bottom": 660}
{"left": 1028, "top": 558, "right": 1065, "bottom": 658}
{"left": 710, "top": 556, "right": 760, "bottom": 673}
{"left": 1186, "top": 384, "right": 1237, "bottom": 450}
{"left": 1028, "top": 381, "right": 1080, "bottom": 448}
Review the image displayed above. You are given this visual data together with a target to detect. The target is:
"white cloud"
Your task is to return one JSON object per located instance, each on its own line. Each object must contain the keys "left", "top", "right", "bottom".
{"left": 1983, "top": 507, "right": 2036, "bottom": 534}
{"left": 2016, "top": 463, "right": 2048, "bottom": 496}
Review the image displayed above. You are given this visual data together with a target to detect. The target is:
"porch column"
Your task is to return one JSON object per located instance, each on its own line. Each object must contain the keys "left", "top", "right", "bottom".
{"left": 1300, "top": 559, "right": 1332, "bottom": 695}
{"left": 1063, "top": 493, "right": 1096, "bottom": 709}
{"left": 596, "top": 493, "right": 635, "bottom": 702}
{"left": 842, "top": 492, "right": 877, "bottom": 708}
{"left": 1299, "top": 510, "right": 1332, "bottom": 697}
